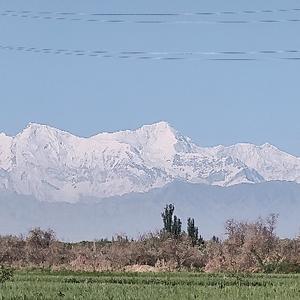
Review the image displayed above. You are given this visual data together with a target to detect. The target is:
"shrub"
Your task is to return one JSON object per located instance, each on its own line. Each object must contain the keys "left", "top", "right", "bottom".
{"left": 0, "top": 265, "right": 14, "bottom": 283}
{"left": 264, "top": 262, "right": 300, "bottom": 274}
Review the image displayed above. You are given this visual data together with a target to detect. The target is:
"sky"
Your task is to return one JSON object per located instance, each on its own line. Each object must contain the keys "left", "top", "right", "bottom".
{"left": 0, "top": 0, "right": 300, "bottom": 156}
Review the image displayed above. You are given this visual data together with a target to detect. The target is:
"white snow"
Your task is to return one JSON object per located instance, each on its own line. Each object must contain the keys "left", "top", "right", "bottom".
{"left": 0, "top": 121, "right": 299, "bottom": 202}
{"left": 0, "top": 133, "right": 13, "bottom": 171}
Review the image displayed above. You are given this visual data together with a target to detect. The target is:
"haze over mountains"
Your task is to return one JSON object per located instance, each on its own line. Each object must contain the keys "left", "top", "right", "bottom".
{"left": 0, "top": 122, "right": 299, "bottom": 240}
{"left": 0, "top": 181, "right": 299, "bottom": 241}
{"left": 0, "top": 121, "right": 300, "bottom": 202}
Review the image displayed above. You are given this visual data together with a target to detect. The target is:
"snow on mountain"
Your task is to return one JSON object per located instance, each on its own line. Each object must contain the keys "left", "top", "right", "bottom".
{"left": 211, "top": 143, "right": 300, "bottom": 183}
{"left": 0, "top": 123, "right": 170, "bottom": 202}
{"left": 0, "top": 133, "right": 13, "bottom": 171}
{"left": 0, "top": 121, "right": 299, "bottom": 202}
{"left": 92, "top": 122, "right": 263, "bottom": 186}
{"left": 92, "top": 121, "right": 195, "bottom": 169}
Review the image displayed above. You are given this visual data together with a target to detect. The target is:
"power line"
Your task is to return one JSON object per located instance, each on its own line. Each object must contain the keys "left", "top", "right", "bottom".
{"left": 2, "top": 8, "right": 300, "bottom": 17}
{"left": 1, "top": 43, "right": 300, "bottom": 61}
{"left": 2, "top": 11, "right": 300, "bottom": 25}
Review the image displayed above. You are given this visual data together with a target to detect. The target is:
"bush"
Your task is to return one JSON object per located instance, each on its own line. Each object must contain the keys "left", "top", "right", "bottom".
{"left": 264, "top": 262, "right": 300, "bottom": 274}
{"left": 0, "top": 265, "right": 14, "bottom": 283}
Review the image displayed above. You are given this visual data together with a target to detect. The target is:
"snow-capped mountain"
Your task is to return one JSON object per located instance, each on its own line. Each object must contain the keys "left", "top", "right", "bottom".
{"left": 0, "top": 121, "right": 299, "bottom": 202}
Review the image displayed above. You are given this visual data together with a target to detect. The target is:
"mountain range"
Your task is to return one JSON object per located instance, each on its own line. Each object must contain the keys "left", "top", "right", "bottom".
{"left": 0, "top": 121, "right": 299, "bottom": 240}
{"left": 0, "top": 121, "right": 300, "bottom": 203}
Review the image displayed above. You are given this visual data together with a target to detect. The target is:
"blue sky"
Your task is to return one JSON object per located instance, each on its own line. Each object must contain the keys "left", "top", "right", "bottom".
{"left": 0, "top": 0, "right": 300, "bottom": 155}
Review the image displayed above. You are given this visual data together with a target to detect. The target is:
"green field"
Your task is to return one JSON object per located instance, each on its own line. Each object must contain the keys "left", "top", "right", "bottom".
{"left": 0, "top": 270, "right": 300, "bottom": 300}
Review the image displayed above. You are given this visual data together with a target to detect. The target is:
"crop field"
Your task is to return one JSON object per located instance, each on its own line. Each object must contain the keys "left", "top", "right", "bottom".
{"left": 0, "top": 270, "right": 300, "bottom": 299}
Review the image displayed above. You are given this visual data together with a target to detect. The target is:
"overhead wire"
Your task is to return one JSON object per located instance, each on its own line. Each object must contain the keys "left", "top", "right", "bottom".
{"left": 1, "top": 8, "right": 300, "bottom": 62}
{"left": 2, "top": 8, "right": 300, "bottom": 17}
{"left": 1, "top": 9, "right": 300, "bottom": 25}
{"left": 1, "top": 43, "right": 300, "bottom": 61}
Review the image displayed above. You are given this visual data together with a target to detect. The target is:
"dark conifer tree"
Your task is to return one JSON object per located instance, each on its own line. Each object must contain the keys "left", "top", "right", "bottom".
{"left": 172, "top": 215, "right": 182, "bottom": 238}
{"left": 161, "top": 204, "right": 182, "bottom": 238}
{"left": 187, "top": 217, "right": 204, "bottom": 246}
{"left": 161, "top": 204, "right": 175, "bottom": 233}
{"left": 211, "top": 235, "right": 220, "bottom": 243}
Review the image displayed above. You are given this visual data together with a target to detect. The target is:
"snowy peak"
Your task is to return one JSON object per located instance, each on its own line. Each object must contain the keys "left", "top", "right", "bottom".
{"left": 20, "top": 122, "right": 55, "bottom": 136}
{"left": 92, "top": 121, "right": 195, "bottom": 167}
{"left": 0, "top": 132, "right": 12, "bottom": 145}
{"left": 19, "top": 122, "right": 74, "bottom": 141}
{"left": 0, "top": 121, "right": 300, "bottom": 202}
{"left": 139, "top": 120, "right": 175, "bottom": 133}
{"left": 213, "top": 142, "right": 300, "bottom": 182}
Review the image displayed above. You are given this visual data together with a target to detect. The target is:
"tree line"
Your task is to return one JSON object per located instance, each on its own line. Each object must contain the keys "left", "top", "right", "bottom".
{"left": 0, "top": 204, "right": 299, "bottom": 273}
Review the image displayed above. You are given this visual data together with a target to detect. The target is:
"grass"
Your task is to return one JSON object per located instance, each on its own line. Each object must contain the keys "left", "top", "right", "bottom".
{"left": 0, "top": 270, "right": 300, "bottom": 299}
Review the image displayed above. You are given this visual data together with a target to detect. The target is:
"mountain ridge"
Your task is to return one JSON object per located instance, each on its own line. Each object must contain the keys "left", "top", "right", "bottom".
{"left": 0, "top": 121, "right": 299, "bottom": 202}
